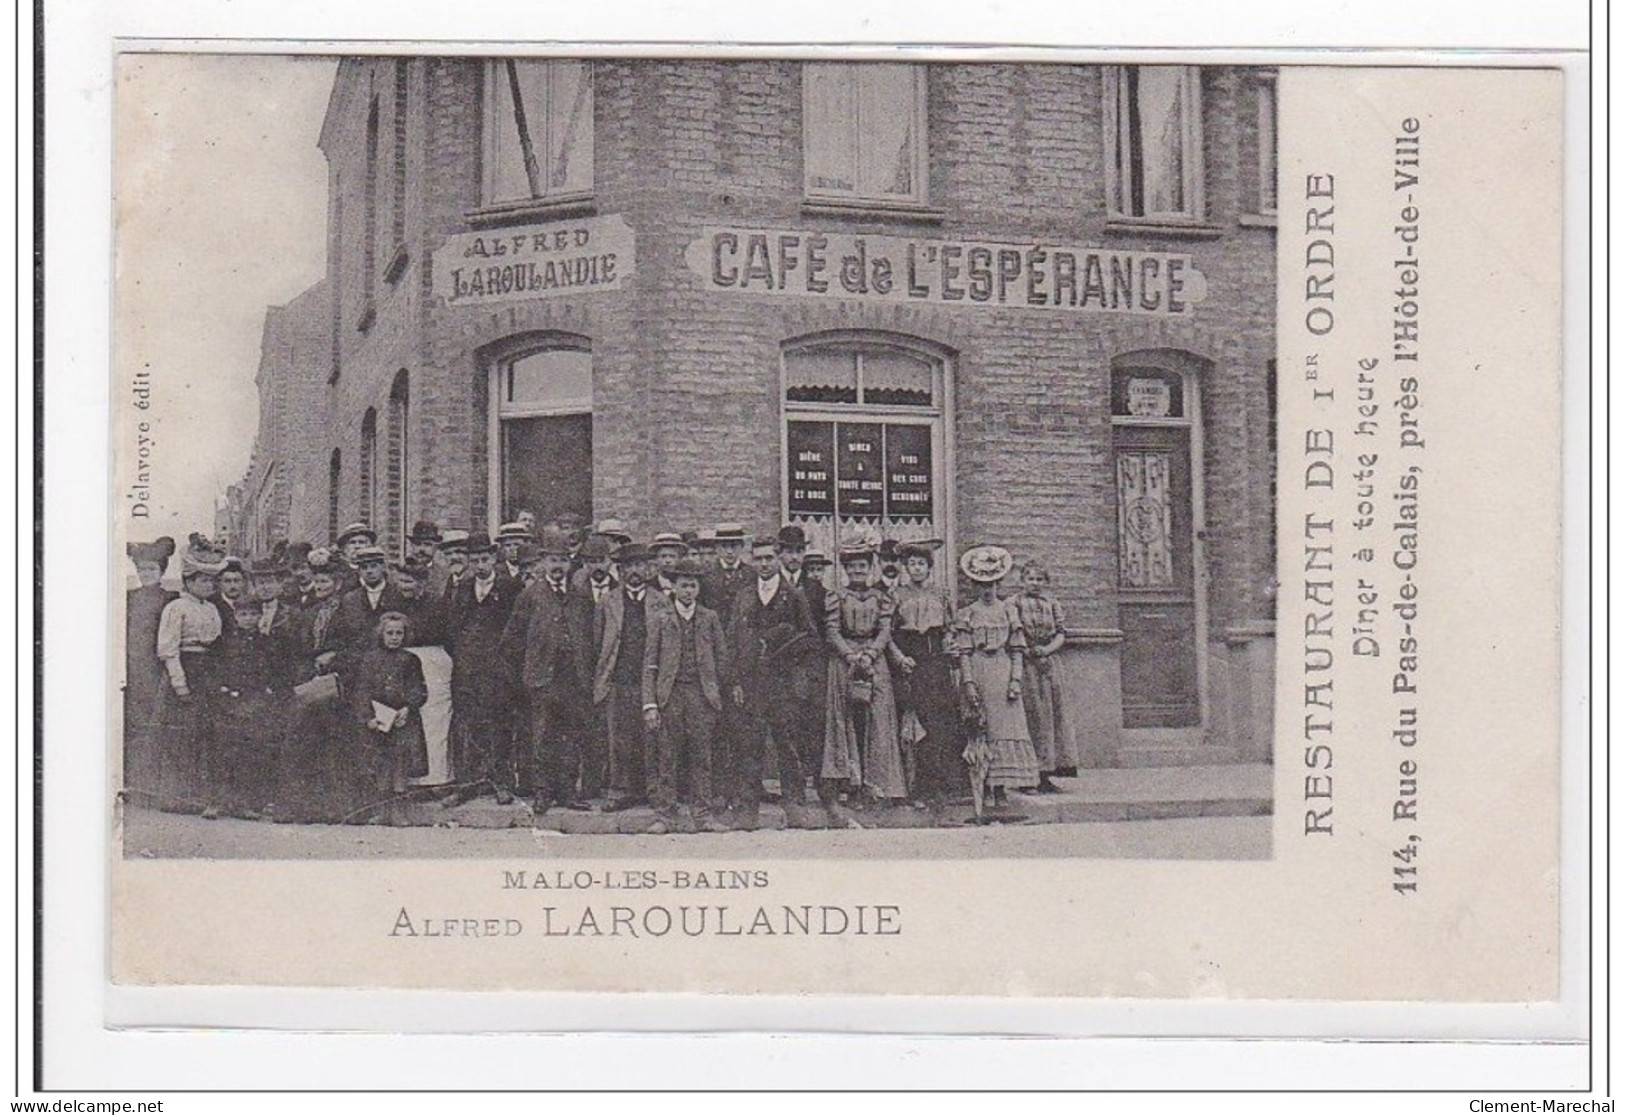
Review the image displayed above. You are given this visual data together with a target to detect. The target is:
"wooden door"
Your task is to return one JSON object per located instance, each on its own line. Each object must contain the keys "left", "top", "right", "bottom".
{"left": 1113, "top": 422, "right": 1200, "bottom": 727}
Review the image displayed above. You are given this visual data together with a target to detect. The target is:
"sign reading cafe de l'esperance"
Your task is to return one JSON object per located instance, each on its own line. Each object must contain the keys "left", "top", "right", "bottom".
{"left": 432, "top": 215, "right": 1208, "bottom": 318}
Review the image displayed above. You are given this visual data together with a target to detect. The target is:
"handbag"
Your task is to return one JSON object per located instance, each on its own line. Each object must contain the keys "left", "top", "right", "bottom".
{"left": 847, "top": 673, "right": 874, "bottom": 706}
{"left": 292, "top": 671, "right": 341, "bottom": 709}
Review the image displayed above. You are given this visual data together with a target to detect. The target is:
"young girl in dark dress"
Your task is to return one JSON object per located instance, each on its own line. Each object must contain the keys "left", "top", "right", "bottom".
{"left": 350, "top": 612, "right": 429, "bottom": 825}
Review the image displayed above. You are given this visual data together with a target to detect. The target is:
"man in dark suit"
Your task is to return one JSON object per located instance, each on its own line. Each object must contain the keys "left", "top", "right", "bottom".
{"left": 501, "top": 525, "right": 594, "bottom": 813}
{"left": 641, "top": 558, "right": 729, "bottom": 833}
{"left": 589, "top": 542, "right": 669, "bottom": 811}
{"left": 700, "top": 522, "right": 752, "bottom": 615}
{"left": 728, "top": 536, "right": 825, "bottom": 829}
{"left": 446, "top": 532, "right": 521, "bottom": 804}
{"left": 327, "top": 545, "right": 407, "bottom": 678}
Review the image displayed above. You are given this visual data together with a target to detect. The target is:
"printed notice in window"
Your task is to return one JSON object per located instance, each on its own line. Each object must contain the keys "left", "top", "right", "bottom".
{"left": 98, "top": 56, "right": 1573, "bottom": 1036}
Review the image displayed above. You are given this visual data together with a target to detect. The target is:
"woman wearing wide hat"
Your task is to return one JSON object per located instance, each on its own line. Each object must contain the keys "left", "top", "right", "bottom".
{"left": 954, "top": 545, "right": 1041, "bottom": 817}
{"left": 819, "top": 527, "right": 907, "bottom": 812}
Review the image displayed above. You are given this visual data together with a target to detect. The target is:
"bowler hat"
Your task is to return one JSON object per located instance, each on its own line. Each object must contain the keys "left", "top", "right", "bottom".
{"left": 776, "top": 525, "right": 807, "bottom": 549}
{"left": 594, "top": 518, "right": 633, "bottom": 545}
{"left": 613, "top": 542, "right": 653, "bottom": 565}
{"left": 535, "top": 525, "right": 573, "bottom": 555}
{"left": 669, "top": 557, "right": 706, "bottom": 581}
{"left": 464, "top": 531, "right": 495, "bottom": 555}
{"left": 580, "top": 535, "right": 615, "bottom": 561}
{"left": 285, "top": 541, "right": 314, "bottom": 565}
{"left": 408, "top": 520, "right": 442, "bottom": 544}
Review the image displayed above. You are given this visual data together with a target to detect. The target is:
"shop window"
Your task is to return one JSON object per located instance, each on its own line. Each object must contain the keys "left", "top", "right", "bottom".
{"left": 803, "top": 63, "right": 926, "bottom": 206}
{"left": 782, "top": 338, "right": 948, "bottom": 571}
{"left": 385, "top": 371, "right": 409, "bottom": 555}
{"left": 1103, "top": 65, "right": 1205, "bottom": 222}
{"left": 327, "top": 449, "right": 342, "bottom": 542}
{"left": 359, "top": 407, "right": 378, "bottom": 529}
{"left": 482, "top": 60, "right": 593, "bottom": 209}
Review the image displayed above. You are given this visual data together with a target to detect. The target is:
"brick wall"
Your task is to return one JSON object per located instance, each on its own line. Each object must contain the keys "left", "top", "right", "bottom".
{"left": 260, "top": 58, "right": 1277, "bottom": 636}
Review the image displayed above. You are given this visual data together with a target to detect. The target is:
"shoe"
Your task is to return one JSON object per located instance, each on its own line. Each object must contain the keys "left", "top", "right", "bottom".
{"left": 1036, "top": 776, "right": 1063, "bottom": 794}
{"left": 1055, "top": 766, "right": 1079, "bottom": 779}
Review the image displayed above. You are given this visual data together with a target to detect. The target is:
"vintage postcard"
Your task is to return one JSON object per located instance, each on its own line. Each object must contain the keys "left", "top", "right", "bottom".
{"left": 104, "top": 51, "right": 1570, "bottom": 1011}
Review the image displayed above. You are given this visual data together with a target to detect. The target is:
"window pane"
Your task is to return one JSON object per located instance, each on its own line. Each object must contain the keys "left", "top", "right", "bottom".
{"left": 1134, "top": 67, "right": 1187, "bottom": 215}
{"left": 860, "top": 349, "right": 934, "bottom": 407}
{"left": 487, "top": 61, "right": 548, "bottom": 203}
{"left": 504, "top": 349, "right": 592, "bottom": 412}
{"left": 857, "top": 65, "right": 917, "bottom": 198}
{"left": 548, "top": 61, "right": 593, "bottom": 195}
{"left": 786, "top": 348, "right": 858, "bottom": 404}
{"left": 804, "top": 63, "right": 857, "bottom": 194}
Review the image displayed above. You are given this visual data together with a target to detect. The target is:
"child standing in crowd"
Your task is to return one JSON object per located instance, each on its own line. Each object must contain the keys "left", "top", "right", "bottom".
{"left": 955, "top": 545, "right": 1041, "bottom": 816}
{"left": 821, "top": 532, "right": 906, "bottom": 813}
{"left": 889, "top": 541, "right": 961, "bottom": 808}
{"left": 351, "top": 612, "right": 429, "bottom": 825}
{"left": 641, "top": 558, "right": 728, "bottom": 834}
{"left": 210, "top": 596, "right": 290, "bottom": 820}
{"left": 1015, "top": 560, "right": 1075, "bottom": 790}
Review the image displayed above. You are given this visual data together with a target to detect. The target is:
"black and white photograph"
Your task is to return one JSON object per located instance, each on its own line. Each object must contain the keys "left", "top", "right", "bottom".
{"left": 116, "top": 54, "right": 1280, "bottom": 860}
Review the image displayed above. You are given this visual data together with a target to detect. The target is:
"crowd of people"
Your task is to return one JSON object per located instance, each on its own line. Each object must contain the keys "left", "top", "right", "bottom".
{"left": 123, "top": 515, "right": 1082, "bottom": 832}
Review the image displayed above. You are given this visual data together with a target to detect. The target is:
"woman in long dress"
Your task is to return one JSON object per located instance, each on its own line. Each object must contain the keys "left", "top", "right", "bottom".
{"left": 889, "top": 541, "right": 962, "bottom": 806}
{"left": 1015, "top": 559, "right": 1073, "bottom": 790}
{"left": 955, "top": 545, "right": 1041, "bottom": 813}
{"left": 820, "top": 535, "right": 907, "bottom": 809}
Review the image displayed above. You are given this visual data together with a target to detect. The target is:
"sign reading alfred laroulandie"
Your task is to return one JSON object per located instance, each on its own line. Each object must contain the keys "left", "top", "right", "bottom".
{"left": 110, "top": 54, "right": 1564, "bottom": 1002}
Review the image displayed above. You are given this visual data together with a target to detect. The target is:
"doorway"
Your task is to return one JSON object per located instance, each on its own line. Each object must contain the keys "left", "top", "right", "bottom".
{"left": 489, "top": 341, "right": 593, "bottom": 528}
{"left": 1111, "top": 361, "right": 1203, "bottom": 728}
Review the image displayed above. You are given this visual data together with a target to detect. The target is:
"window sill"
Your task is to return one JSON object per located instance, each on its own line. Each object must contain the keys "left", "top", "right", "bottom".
{"left": 1238, "top": 213, "right": 1278, "bottom": 229}
{"left": 1104, "top": 218, "right": 1226, "bottom": 241}
{"left": 466, "top": 196, "right": 596, "bottom": 228}
{"left": 383, "top": 243, "right": 410, "bottom": 286}
{"left": 801, "top": 198, "right": 946, "bottom": 225}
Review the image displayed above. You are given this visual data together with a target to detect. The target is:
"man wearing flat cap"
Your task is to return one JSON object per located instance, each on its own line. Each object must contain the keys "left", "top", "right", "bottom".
{"left": 328, "top": 543, "right": 407, "bottom": 679}
{"left": 501, "top": 524, "right": 595, "bottom": 813}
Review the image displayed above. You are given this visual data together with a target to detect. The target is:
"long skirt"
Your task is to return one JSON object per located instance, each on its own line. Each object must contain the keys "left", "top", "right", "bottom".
{"left": 279, "top": 692, "right": 357, "bottom": 823}
{"left": 961, "top": 650, "right": 1040, "bottom": 789}
{"left": 150, "top": 682, "right": 212, "bottom": 812}
{"left": 1022, "top": 655, "right": 1078, "bottom": 773}
{"left": 406, "top": 646, "right": 453, "bottom": 786}
{"left": 893, "top": 632, "right": 963, "bottom": 799}
{"left": 822, "top": 655, "right": 907, "bottom": 799}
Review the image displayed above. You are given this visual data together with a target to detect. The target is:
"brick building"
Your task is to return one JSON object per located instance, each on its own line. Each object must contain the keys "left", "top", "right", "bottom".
{"left": 237, "top": 57, "right": 1278, "bottom": 767}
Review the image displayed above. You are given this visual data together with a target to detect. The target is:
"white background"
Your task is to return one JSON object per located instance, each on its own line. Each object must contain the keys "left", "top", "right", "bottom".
{"left": 22, "top": 0, "right": 1600, "bottom": 1100}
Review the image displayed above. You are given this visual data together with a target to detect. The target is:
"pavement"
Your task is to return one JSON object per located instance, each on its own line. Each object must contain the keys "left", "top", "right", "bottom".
{"left": 119, "top": 764, "right": 1274, "bottom": 860}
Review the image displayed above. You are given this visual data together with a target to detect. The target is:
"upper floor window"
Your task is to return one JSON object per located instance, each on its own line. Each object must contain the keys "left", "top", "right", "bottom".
{"left": 483, "top": 60, "right": 593, "bottom": 208}
{"left": 1104, "top": 65, "right": 1205, "bottom": 222}
{"left": 803, "top": 63, "right": 926, "bottom": 206}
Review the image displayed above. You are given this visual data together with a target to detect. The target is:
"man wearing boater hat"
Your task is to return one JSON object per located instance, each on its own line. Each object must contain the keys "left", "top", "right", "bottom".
{"left": 501, "top": 524, "right": 595, "bottom": 813}
{"left": 328, "top": 543, "right": 407, "bottom": 678}
{"left": 700, "top": 522, "right": 753, "bottom": 616}
{"left": 334, "top": 522, "right": 377, "bottom": 593}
